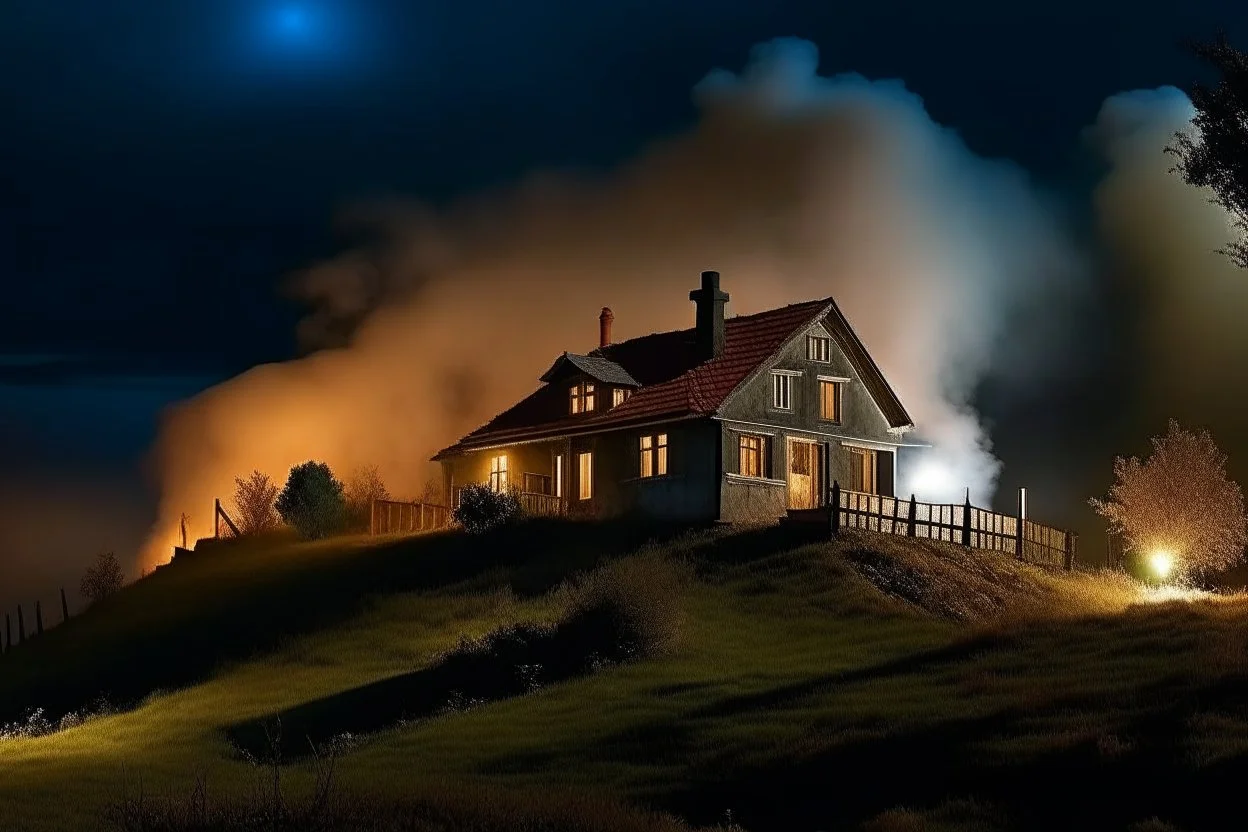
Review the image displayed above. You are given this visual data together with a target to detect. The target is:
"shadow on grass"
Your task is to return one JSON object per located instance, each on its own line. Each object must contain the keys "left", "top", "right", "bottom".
{"left": 0, "top": 517, "right": 693, "bottom": 726}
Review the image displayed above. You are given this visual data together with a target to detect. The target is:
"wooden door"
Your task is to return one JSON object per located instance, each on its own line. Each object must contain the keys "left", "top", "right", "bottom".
{"left": 787, "top": 439, "right": 819, "bottom": 509}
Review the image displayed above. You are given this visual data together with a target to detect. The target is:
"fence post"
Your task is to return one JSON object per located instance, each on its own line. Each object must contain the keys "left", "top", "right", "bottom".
{"left": 61, "top": 588, "right": 70, "bottom": 623}
{"left": 1064, "top": 530, "right": 1075, "bottom": 571}
{"left": 369, "top": 499, "right": 376, "bottom": 536}
{"left": 214, "top": 498, "right": 221, "bottom": 539}
{"left": 421, "top": 502, "right": 428, "bottom": 532}
{"left": 17, "top": 605, "right": 25, "bottom": 643}
{"left": 907, "top": 494, "right": 917, "bottom": 537}
{"left": 961, "top": 489, "right": 972, "bottom": 548}
{"left": 830, "top": 480, "right": 841, "bottom": 538}
{"left": 4, "top": 613, "right": 10, "bottom": 651}
{"left": 1015, "top": 487, "right": 1027, "bottom": 561}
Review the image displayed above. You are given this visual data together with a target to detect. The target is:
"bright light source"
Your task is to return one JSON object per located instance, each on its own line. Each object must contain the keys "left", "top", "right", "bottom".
{"left": 1149, "top": 550, "right": 1175, "bottom": 580}
{"left": 907, "top": 461, "right": 958, "bottom": 502}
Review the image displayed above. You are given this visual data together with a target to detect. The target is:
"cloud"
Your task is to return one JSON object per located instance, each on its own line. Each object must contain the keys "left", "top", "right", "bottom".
{"left": 140, "top": 37, "right": 1087, "bottom": 567}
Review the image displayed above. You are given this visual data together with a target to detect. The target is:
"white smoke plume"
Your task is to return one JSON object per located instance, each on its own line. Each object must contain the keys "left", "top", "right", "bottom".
{"left": 140, "top": 38, "right": 1086, "bottom": 568}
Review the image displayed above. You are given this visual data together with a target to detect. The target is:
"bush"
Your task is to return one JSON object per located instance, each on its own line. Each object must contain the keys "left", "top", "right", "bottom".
{"left": 276, "top": 462, "right": 348, "bottom": 540}
{"left": 343, "top": 465, "right": 391, "bottom": 532}
{"left": 233, "top": 470, "right": 280, "bottom": 535}
{"left": 80, "top": 551, "right": 124, "bottom": 605}
{"left": 559, "top": 552, "right": 686, "bottom": 659}
{"left": 452, "top": 484, "right": 521, "bottom": 534}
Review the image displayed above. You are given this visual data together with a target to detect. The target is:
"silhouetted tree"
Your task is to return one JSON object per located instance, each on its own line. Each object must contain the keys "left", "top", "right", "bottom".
{"left": 1091, "top": 420, "right": 1247, "bottom": 579}
{"left": 1167, "top": 34, "right": 1248, "bottom": 267}
{"left": 233, "top": 470, "right": 281, "bottom": 535}
{"left": 276, "top": 461, "right": 347, "bottom": 539}
{"left": 343, "top": 464, "right": 390, "bottom": 531}
{"left": 80, "top": 551, "right": 125, "bottom": 605}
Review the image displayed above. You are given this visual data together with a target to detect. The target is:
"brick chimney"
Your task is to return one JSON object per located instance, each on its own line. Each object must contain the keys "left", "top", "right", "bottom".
{"left": 599, "top": 307, "right": 614, "bottom": 349}
{"left": 689, "top": 270, "right": 730, "bottom": 361}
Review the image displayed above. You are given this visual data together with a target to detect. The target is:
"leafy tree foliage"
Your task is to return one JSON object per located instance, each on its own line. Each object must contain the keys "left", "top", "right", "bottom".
{"left": 1090, "top": 420, "right": 1247, "bottom": 579}
{"left": 232, "top": 470, "right": 280, "bottom": 535}
{"left": 1167, "top": 34, "right": 1248, "bottom": 267}
{"left": 452, "top": 484, "right": 521, "bottom": 534}
{"left": 276, "top": 461, "right": 347, "bottom": 539}
{"left": 343, "top": 464, "right": 391, "bottom": 531}
{"left": 80, "top": 551, "right": 124, "bottom": 605}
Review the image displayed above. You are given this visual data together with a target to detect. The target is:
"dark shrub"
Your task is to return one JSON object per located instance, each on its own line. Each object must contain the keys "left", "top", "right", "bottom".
{"left": 560, "top": 552, "right": 686, "bottom": 660}
{"left": 452, "top": 484, "right": 521, "bottom": 534}
{"left": 80, "top": 551, "right": 125, "bottom": 605}
{"left": 276, "top": 461, "right": 347, "bottom": 540}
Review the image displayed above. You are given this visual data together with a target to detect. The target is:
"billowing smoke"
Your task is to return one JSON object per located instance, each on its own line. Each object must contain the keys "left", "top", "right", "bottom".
{"left": 140, "top": 38, "right": 1085, "bottom": 568}
{"left": 1089, "top": 86, "right": 1248, "bottom": 479}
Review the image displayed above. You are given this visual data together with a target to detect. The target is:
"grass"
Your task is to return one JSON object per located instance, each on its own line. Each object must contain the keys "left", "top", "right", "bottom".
{"left": 1, "top": 519, "right": 1248, "bottom": 830}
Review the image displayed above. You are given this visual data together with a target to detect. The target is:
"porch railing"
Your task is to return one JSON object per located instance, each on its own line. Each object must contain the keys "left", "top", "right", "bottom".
{"left": 451, "top": 486, "right": 567, "bottom": 518}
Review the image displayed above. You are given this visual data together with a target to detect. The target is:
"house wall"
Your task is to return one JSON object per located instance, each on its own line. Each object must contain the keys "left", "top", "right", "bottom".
{"left": 440, "top": 418, "right": 720, "bottom": 522}
{"left": 716, "top": 320, "right": 904, "bottom": 521}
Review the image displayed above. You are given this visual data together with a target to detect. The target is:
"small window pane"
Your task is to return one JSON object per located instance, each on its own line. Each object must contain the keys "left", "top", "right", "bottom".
{"left": 578, "top": 452, "right": 593, "bottom": 500}
{"left": 820, "top": 380, "right": 841, "bottom": 422}
{"left": 739, "top": 434, "right": 765, "bottom": 478}
{"left": 657, "top": 433, "right": 668, "bottom": 476}
{"left": 771, "top": 373, "right": 792, "bottom": 410}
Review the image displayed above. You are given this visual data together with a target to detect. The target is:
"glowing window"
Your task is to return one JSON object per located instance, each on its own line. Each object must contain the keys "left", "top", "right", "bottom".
{"left": 570, "top": 381, "right": 596, "bottom": 414}
{"left": 555, "top": 454, "right": 563, "bottom": 498}
{"left": 584, "top": 383, "right": 595, "bottom": 412}
{"left": 639, "top": 433, "right": 668, "bottom": 478}
{"left": 612, "top": 388, "right": 630, "bottom": 407}
{"left": 739, "top": 434, "right": 767, "bottom": 478}
{"left": 819, "top": 379, "right": 842, "bottom": 422}
{"left": 849, "top": 447, "right": 878, "bottom": 494}
{"left": 488, "top": 454, "right": 508, "bottom": 493}
{"left": 578, "top": 452, "right": 593, "bottom": 500}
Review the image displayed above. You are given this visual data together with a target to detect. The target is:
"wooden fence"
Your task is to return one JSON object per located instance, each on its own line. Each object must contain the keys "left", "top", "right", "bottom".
{"left": 831, "top": 481, "right": 1077, "bottom": 570}
{"left": 369, "top": 499, "right": 451, "bottom": 536}
{"left": 450, "top": 487, "right": 567, "bottom": 518}
{"left": 1, "top": 588, "right": 72, "bottom": 657}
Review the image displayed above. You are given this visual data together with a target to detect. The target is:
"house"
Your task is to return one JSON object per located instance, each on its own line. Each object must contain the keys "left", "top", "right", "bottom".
{"left": 433, "top": 271, "right": 916, "bottom": 523}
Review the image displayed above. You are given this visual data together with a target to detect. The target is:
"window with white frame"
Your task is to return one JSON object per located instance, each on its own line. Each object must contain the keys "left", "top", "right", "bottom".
{"left": 639, "top": 433, "right": 668, "bottom": 477}
{"left": 807, "top": 335, "right": 831, "bottom": 362}
{"left": 488, "top": 454, "right": 508, "bottom": 492}
{"left": 771, "top": 371, "right": 795, "bottom": 410}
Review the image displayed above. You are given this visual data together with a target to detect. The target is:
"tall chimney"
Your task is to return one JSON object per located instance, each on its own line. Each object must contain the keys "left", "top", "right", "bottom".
{"left": 689, "top": 270, "right": 730, "bottom": 361}
{"left": 599, "top": 306, "right": 614, "bottom": 349}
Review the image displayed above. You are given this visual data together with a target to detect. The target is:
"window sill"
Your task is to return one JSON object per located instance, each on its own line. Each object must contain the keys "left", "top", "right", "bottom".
{"left": 620, "top": 473, "right": 681, "bottom": 484}
{"left": 724, "top": 473, "right": 787, "bottom": 487}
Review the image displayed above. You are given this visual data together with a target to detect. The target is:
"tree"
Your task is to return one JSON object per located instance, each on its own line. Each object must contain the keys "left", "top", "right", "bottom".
{"left": 1167, "top": 34, "right": 1248, "bottom": 267}
{"left": 276, "top": 461, "right": 347, "bottom": 539}
{"left": 343, "top": 464, "right": 390, "bottom": 531}
{"left": 452, "top": 483, "right": 521, "bottom": 534}
{"left": 1090, "top": 420, "right": 1247, "bottom": 579}
{"left": 80, "top": 552, "right": 124, "bottom": 605}
{"left": 233, "top": 470, "right": 280, "bottom": 535}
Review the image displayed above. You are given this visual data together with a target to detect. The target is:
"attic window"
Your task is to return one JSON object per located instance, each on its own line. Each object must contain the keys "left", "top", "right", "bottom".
{"left": 569, "top": 381, "right": 596, "bottom": 414}
{"left": 807, "top": 335, "right": 831, "bottom": 362}
{"left": 612, "top": 388, "right": 630, "bottom": 408}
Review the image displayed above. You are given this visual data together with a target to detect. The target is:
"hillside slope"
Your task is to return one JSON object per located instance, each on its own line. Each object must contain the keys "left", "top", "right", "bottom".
{"left": 1, "top": 521, "right": 1247, "bottom": 831}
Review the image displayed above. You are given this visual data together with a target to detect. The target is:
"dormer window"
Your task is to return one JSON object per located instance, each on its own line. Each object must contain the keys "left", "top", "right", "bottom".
{"left": 612, "top": 388, "right": 630, "bottom": 408}
{"left": 569, "top": 381, "right": 596, "bottom": 414}
{"left": 807, "top": 335, "right": 831, "bottom": 362}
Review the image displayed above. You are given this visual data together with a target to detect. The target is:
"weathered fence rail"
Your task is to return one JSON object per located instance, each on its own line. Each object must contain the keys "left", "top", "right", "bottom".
{"left": 369, "top": 499, "right": 451, "bottom": 536}
{"left": 831, "top": 481, "right": 1077, "bottom": 570}
{"left": 450, "top": 487, "right": 567, "bottom": 518}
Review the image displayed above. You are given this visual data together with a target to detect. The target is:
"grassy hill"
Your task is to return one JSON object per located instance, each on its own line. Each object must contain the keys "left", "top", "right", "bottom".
{"left": 2, "top": 520, "right": 1248, "bottom": 831}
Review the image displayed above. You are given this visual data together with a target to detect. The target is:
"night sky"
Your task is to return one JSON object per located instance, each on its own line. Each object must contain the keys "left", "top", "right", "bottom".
{"left": 3, "top": 1, "right": 1248, "bottom": 609}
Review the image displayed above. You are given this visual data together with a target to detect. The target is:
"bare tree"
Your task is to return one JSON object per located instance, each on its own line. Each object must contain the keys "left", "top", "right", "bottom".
{"left": 419, "top": 478, "right": 446, "bottom": 507}
{"left": 81, "top": 552, "right": 125, "bottom": 605}
{"left": 344, "top": 464, "right": 391, "bottom": 531}
{"left": 1091, "top": 420, "right": 1247, "bottom": 578}
{"left": 233, "top": 471, "right": 280, "bottom": 536}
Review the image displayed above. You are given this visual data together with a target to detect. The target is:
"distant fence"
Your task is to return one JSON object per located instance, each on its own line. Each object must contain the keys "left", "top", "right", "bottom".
{"left": 213, "top": 498, "right": 241, "bottom": 539}
{"left": 369, "top": 499, "right": 451, "bottom": 536}
{"left": 1, "top": 588, "right": 72, "bottom": 657}
{"left": 831, "top": 481, "right": 1077, "bottom": 570}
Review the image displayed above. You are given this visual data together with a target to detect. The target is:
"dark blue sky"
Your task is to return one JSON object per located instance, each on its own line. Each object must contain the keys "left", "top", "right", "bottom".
{"left": 2, "top": 0, "right": 1244, "bottom": 374}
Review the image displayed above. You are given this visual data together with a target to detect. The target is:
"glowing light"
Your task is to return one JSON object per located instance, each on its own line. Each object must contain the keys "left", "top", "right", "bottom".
{"left": 1149, "top": 550, "right": 1175, "bottom": 580}
{"left": 276, "top": 7, "right": 310, "bottom": 35}
{"left": 907, "top": 461, "right": 958, "bottom": 501}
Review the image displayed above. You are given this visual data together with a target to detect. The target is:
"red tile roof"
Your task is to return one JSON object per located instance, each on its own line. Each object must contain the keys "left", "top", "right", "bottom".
{"left": 433, "top": 297, "right": 912, "bottom": 458}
